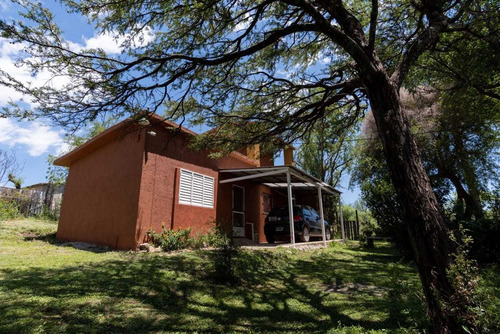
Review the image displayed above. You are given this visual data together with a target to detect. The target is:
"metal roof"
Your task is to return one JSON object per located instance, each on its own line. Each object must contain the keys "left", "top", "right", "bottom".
{"left": 219, "top": 165, "right": 341, "bottom": 195}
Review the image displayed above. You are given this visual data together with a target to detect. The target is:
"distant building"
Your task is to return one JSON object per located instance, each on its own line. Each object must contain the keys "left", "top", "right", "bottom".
{"left": 23, "top": 183, "right": 65, "bottom": 214}
{"left": 0, "top": 183, "right": 64, "bottom": 216}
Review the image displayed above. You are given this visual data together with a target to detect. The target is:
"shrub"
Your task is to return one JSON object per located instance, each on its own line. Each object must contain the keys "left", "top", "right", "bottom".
{"left": 211, "top": 231, "right": 239, "bottom": 285}
{"left": 190, "top": 226, "right": 229, "bottom": 249}
{"left": 146, "top": 222, "right": 232, "bottom": 252}
{"left": 476, "top": 265, "right": 500, "bottom": 333}
{"left": 146, "top": 225, "right": 192, "bottom": 252}
{"left": 454, "top": 218, "right": 500, "bottom": 264}
{"left": 37, "top": 205, "right": 61, "bottom": 221}
{"left": 0, "top": 198, "right": 20, "bottom": 220}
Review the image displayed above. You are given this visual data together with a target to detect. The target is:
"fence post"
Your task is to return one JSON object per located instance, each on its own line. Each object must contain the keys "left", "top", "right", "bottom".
{"left": 355, "top": 210, "right": 359, "bottom": 239}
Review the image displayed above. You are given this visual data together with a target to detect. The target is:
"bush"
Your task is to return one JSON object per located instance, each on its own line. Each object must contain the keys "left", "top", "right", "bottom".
{"left": 458, "top": 219, "right": 500, "bottom": 264}
{"left": 0, "top": 198, "right": 20, "bottom": 220}
{"left": 37, "top": 205, "right": 61, "bottom": 221}
{"left": 476, "top": 265, "right": 500, "bottom": 333}
{"left": 190, "top": 226, "right": 229, "bottom": 249}
{"left": 212, "top": 233, "right": 240, "bottom": 285}
{"left": 146, "top": 225, "right": 192, "bottom": 252}
{"left": 146, "top": 222, "right": 233, "bottom": 252}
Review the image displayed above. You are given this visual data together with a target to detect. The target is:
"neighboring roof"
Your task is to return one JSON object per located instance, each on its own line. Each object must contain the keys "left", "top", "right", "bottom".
{"left": 54, "top": 113, "right": 258, "bottom": 167}
{"left": 24, "top": 183, "right": 49, "bottom": 188}
{"left": 219, "top": 165, "right": 341, "bottom": 195}
{"left": 24, "top": 183, "right": 65, "bottom": 190}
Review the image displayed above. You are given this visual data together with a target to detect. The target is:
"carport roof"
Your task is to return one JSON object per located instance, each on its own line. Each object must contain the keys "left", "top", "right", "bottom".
{"left": 219, "top": 165, "right": 341, "bottom": 195}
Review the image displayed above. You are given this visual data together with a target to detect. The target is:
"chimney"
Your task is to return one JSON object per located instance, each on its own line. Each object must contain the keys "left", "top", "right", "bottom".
{"left": 246, "top": 144, "right": 261, "bottom": 166}
{"left": 284, "top": 145, "right": 295, "bottom": 166}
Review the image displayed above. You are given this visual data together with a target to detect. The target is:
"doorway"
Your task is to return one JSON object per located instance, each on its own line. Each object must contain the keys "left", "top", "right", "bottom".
{"left": 232, "top": 185, "right": 245, "bottom": 237}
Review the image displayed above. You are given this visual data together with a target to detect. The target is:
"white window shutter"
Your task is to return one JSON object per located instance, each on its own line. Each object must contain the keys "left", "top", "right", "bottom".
{"left": 192, "top": 173, "right": 204, "bottom": 206}
{"left": 203, "top": 176, "right": 214, "bottom": 207}
{"left": 179, "top": 169, "right": 192, "bottom": 204}
{"left": 178, "top": 169, "right": 214, "bottom": 208}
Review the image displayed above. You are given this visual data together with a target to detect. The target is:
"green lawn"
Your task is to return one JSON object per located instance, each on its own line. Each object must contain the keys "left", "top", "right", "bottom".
{"left": 0, "top": 219, "right": 496, "bottom": 333}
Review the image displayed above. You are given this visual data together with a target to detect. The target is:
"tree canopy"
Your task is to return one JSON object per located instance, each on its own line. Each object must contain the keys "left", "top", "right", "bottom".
{"left": 2, "top": 0, "right": 495, "bottom": 144}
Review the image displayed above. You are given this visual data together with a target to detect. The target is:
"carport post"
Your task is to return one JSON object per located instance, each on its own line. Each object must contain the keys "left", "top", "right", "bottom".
{"left": 339, "top": 196, "right": 345, "bottom": 242}
{"left": 317, "top": 186, "right": 326, "bottom": 246}
{"left": 286, "top": 170, "right": 295, "bottom": 244}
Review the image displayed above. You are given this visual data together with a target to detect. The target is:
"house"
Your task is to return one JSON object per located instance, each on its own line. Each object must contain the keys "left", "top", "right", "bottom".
{"left": 54, "top": 113, "right": 342, "bottom": 249}
{"left": 0, "top": 183, "right": 64, "bottom": 216}
{"left": 23, "top": 183, "right": 65, "bottom": 215}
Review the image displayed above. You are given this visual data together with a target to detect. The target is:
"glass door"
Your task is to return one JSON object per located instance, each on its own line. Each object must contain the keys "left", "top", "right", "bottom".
{"left": 232, "top": 185, "right": 245, "bottom": 237}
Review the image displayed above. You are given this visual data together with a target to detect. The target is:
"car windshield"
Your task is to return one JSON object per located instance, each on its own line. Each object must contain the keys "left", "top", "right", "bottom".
{"left": 268, "top": 206, "right": 301, "bottom": 216}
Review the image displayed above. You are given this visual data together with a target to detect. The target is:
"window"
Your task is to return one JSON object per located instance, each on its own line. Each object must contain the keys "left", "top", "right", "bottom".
{"left": 179, "top": 169, "right": 214, "bottom": 208}
{"left": 262, "top": 193, "right": 272, "bottom": 214}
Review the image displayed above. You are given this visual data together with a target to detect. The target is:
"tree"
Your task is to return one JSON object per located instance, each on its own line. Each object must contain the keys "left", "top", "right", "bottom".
{"left": 0, "top": 149, "right": 23, "bottom": 188}
{"left": 351, "top": 113, "right": 412, "bottom": 256}
{"left": 399, "top": 88, "right": 499, "bottom": 220}
{"left": 406, "top": 23, "right": 500, "bottom": 220}
{"left": 353, "top": 86, "right": 499, "bottom": 256}
{"left": 295, "top": 113, "right": 358, "bottom": 188}
{"left": 1, "top": 0, "right": 497, "bottom": 331}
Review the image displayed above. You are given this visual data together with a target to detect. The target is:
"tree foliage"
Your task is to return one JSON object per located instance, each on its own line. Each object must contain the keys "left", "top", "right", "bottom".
{"left": 0, "top": 149, "right": 23, "bottom": 188}
{"left": 295, "top": 113, "right": 358, "bottom": 188}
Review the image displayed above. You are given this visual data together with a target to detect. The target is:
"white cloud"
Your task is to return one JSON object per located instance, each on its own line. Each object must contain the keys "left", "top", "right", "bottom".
{"left": 0, "top": 118, "right": 66, "bottom": 156}
{"left": 0, "top": 38, "right": 72, "bottom": 106}
{"left": 234, "top": 12, "right": 252, "bottom": 32}
{"left": 0, "top": 25, "right": 154, "bottom": 107}
{"left": 83, "top": 31, "right": 127, "bottom": 54}
{"left": 79, "top": 27, "right": 153, "bottom": 54}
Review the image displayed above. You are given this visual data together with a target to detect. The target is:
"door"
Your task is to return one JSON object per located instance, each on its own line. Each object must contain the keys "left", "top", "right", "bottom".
{"left": 232, "top": 185, "right": 245, "bottom": 237}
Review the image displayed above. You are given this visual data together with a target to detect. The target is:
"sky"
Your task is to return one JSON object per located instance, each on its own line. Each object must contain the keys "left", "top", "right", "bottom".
{"left": 0, "top": 1, "right": 361, "bottom": 203}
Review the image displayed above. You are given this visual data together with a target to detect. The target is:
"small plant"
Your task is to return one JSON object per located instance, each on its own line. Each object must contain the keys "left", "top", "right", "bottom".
{"left": 445, "top": 225, "right": 480, "bottom": 332}
{"left": 146, "top": 224, "right": 192, "bottom": 252}
{"left": 190, "top": 226, "right": 229, "bottom": 249}
{"left": 212, "top": 231, "right": 240, "bottom": 285}
{"left": 0, "top": 198, "right": 20, "bottom": 220}
{"left": 37, "top": 205, "right": 61, "bottom": 221}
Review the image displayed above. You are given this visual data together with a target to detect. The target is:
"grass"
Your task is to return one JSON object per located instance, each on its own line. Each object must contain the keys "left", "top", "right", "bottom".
{"left": 0, "top": 219, "right": 496, "bottom": 333}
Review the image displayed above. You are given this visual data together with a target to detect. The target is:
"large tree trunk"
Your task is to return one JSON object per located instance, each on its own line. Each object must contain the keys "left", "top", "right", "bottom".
{"left": 438, "top": 164, "right": 479, "bottom": 220}
{"left": 454, "top": 136, "right": 484, "bottom": 219}
{"left": 362, "top": 69, "right": 473, "bottom": 333}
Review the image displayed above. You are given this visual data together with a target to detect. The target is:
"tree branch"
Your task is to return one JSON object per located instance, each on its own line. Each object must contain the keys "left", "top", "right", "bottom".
{"left": 368, "top": 0, "right": 379, "bottom": 51}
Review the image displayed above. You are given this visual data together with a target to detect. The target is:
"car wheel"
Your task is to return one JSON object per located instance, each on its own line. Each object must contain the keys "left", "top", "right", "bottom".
{"left": 266, "top": 234, "right": 275, "bottom": 244}
{"left": 300, "top": 226, "right": 310, "bottom": 242}
{"left": 325, "top": 229, "right": 331, "bottom": 240}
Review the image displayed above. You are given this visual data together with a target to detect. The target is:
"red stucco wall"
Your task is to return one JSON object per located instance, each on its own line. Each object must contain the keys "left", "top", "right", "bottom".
{"left": 57, "top": 130, "right": 144, "bottom": 249}
{"left": 135, "top": 125, "right": 260, "bottom": 245}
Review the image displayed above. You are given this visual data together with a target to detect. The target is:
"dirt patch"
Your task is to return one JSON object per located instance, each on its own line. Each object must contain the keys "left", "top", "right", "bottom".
{"left": 61, "top": 241, "right": 110, "bottom": 253}
{"left": 22, "top": 231, "right": 57, "bottom": 243}
{"left": 325, "top": 282, "right": 389, "bottom": 297}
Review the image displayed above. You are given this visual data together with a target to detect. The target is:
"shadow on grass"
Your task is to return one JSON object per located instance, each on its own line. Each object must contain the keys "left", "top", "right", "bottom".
{"left": 0, "top": 246, "right": 427, "bottom": 333}
{"left": 23, "top": 231, "right": 58, "bottom": 243}
{"left": 23, "top": 231, "right": 112, "bottom": 253}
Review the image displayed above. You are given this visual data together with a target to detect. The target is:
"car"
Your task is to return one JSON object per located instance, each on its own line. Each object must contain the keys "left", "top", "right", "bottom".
{"left": 264, "top": 205, "right": 331, "bottom": 243}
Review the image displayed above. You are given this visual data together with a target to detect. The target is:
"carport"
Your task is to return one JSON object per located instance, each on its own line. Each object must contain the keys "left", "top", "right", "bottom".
{"left": 219, "top": 166, "right": 345, "bottom": 245}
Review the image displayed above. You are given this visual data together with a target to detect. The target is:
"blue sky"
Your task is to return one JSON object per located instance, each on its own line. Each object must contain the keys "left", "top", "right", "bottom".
{"left": 0, "top": 1, "right": 360, "bottom": 203}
